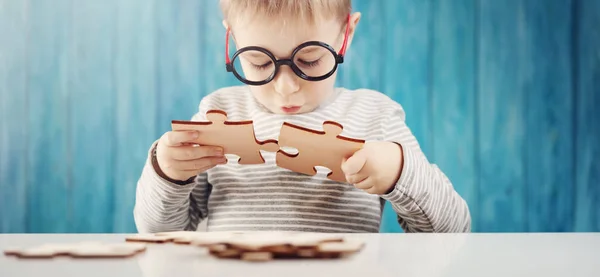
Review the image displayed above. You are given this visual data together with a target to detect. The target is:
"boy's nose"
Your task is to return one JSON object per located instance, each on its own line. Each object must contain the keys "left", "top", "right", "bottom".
{"left": 273, "top": 67, "right": 300, "bottom": 96}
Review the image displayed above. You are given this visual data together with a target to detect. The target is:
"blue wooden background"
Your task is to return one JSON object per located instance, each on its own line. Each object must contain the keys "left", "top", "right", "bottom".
{"left": 0, "top": 0, "right": 598, "bottom": 233}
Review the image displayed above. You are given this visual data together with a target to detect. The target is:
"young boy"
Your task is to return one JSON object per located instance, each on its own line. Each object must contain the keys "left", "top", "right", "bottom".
{"left": 134, "top": 0, "right": 471, "bottom": 233}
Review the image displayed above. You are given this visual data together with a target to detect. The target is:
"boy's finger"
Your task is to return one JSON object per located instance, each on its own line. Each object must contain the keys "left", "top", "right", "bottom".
{"left": 170, "top": 145, "right": 224, "bottom": 161}
{"left": 164, "top": 130, "right": 199, "bottom": 146}
{"left": 341, "top": 149, "right": 368, "bottom": 176}
{"left": 353, "top": 176, "right": 374, "bottom": 190}
{"left": 345, "top": 172, "right": 369, "bottom": 185}
{"left": 171, "top": 156, "right": 228, "bottom": 171}
{"left": 182, "top": 163, "right": 220, "bottom": 176}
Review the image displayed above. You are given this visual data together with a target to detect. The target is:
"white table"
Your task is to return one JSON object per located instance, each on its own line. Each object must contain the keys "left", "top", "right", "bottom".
{"left": 1, "top": 233, "right": 599, "bottom": 277}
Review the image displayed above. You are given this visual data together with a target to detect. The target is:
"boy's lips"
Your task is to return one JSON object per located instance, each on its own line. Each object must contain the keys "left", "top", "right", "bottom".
{"left": 281, "top": 105, "right": 302, "bottom": 113}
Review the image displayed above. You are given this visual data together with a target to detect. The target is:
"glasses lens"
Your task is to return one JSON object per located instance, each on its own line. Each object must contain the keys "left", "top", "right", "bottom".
{"left": 232, "top": 50, "right": 275, "bottom": 83}
{"left": 293, "top": 45, "right": 337, "bottom": 78}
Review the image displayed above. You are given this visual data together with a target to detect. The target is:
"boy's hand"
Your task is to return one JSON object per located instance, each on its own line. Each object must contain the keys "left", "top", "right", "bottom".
{"left": 155, "top": 130, "right": 227, "bottom": 181}
{"left": 341, "top": 141, "right": 403, "bottom": 195}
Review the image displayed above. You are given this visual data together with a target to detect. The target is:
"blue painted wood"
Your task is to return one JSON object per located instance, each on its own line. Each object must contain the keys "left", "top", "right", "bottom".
{"left": 202, "top": 0, "right": 237, "bottom": 95}
{"left": 0, "top": 0, "right": 28, "bottom": 233}
{"left": 380, "top": 0, "right": 432, "bottom": 233}
{"left": 112, "top": 0, "right": 157, "bottom": 233}
{"left": 478, "top": 0, "right": 527, "bottom": 232}
{"left": 344, "top": 0, "right": 396, "bottom": 233}
{"left": 382, "top": 0, "right": 432, "bottom": 158}
{"left": 525, "top": 0, "right": 575, "bottom": 232}
{"left": 574, "top": 0, "right": 600, "bottom": 232}
{"left": 339, "top": 1, "right": 383, "bottom": 92}
{"left": 26, "top": 0, "right": 71, "bottom": 233}
{"left": 155, "top": 0, "right": 203, "bottom": 132}
{"left": 430, "top": 0, "right": 478, "bottom": 231}
{"left": 0, "top": 4, "right": 4, "bottom": 231}
{"left": 1, "top": 0, "right": 599, "bottom": 234}
{"left": 69, "top": 0, "right": 117, "bottom": 233}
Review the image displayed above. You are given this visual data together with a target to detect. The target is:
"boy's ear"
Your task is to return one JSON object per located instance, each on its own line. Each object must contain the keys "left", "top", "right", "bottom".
{"left": 344, "top": 12, "right": 361, "bottom": 51}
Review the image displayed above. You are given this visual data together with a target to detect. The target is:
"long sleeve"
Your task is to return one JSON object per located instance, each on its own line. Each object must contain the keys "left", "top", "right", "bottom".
{"left": 133, "top": 141, "right": 211, "bottom": 233}
{"left": 133, "top": 98, "right": 218, "bottom": 233}
{"left": 379, "top": 105, "right": 471, "bottom": 233}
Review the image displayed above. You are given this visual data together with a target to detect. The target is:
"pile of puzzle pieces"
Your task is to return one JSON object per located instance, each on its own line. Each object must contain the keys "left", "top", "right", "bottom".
{"left": 126, "top": 231, "right": 365, "bottom": 261}
{"left": 171, "top": 109, "right": 365, "bottom": 182}
{"left": 3, "top": 231, "right": 364, "bottom": 262}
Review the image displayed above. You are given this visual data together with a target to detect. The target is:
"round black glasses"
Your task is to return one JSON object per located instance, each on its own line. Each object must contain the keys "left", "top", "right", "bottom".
{"left": 225, "top": 15, "right": 351, "bottom": 86}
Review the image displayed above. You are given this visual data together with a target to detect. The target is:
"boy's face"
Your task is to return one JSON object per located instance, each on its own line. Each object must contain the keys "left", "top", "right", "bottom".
{"left": 227, "top": 13, "right": 360, "bottom": 115}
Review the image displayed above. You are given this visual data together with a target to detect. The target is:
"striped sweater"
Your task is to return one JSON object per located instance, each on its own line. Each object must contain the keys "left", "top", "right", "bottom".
{"left": 133, "top": 86, "right": 471, "bottom": 233}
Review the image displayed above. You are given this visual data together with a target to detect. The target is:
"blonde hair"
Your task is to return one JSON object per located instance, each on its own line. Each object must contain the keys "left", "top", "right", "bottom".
{"left": 220, "top": 0, "right": 351, "bottom": 29}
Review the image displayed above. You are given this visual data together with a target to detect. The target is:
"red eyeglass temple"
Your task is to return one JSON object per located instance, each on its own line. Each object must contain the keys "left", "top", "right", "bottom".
{"left": 338, "top": 14, "right": 351, "bottom": 56}
{"left": 226, "top": 14, "right": 351, "bottom": 65}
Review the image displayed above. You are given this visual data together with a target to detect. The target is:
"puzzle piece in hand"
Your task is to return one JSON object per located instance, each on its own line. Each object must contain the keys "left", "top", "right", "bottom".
{"left": 276, "top": 121, "right": 365, "bottom": 182}
{"left": 4, "top": 241, "right": 146, "bottom": 259}
{"left": 171, "top": 110, "right": 279, "bottom": 164}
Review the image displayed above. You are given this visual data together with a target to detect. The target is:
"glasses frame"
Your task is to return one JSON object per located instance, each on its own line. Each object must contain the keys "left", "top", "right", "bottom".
{"left": 225, "top": 14, "right": 351, "bottom": 86}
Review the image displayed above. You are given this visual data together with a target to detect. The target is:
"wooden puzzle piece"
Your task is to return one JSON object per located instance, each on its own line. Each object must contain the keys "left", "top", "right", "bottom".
{"left": 240, "top": 251, "right": 273, "bottom": 262}
{"left": 189, "top": 232, "right": 246, "bottom": 246}
{"left": 125, "top": 233, "right": 179, "bottom": 243}
{"left": 285, "top": 233, "right": 345, "bottom": 247}
{"left": 206, "top": 240, "right": 363, "bottom": 261}
{"left": 126, "top": 232, "right": 203, "bottom": 245}
{"left": 171, "top": 110, "right": 279, "bottom": 164}
{"left": 4, "top": 242, "right": 146, "bottom": 259}
{"left": 3, "top": 232, "right": 362, "bottom": 262}
{"left": 276, "top": 121, "right": 365, "bottom": 182}
{"left": 124, "top": 231, "right": 361, "bottom": 261}
{"left": 317, "top": 240, "right": 365, "bottom": 254}
{"left": 68, "top": 243, "right": 146, "bottom": 258}
{"left": 125, "top": 231, "right": 244, "bottom": 246}
{"left": 188, "top": 231, "right": 363, "bottom": 261}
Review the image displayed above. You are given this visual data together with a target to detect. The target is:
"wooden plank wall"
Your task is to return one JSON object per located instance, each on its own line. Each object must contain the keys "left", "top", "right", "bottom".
{"left": 574, "top": 0, "right": 600, "bottom": 232}
{"left": 0, "top": 0, "right": 29, "bottom": 233}
{"left": 0, "top": 0, "right": 598, "bottom": 233}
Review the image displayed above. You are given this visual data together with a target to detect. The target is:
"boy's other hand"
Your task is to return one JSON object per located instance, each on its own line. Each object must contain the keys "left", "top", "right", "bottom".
{"left": 340, "top": 141, "right": 404, "bottom": 195}
{"left": 155, "top": 130, "right": 227, "bottom": 181}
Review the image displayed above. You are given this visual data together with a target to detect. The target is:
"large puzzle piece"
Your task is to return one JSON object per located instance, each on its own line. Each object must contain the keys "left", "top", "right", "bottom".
{"left": 171, "top": 110, "right": 278, "bottom": 164}
{"left": 4, "top": 241, "right": 146, "bottom": 259}
{"left": 276, "top": 121, "right": 365, "bottom": 182}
